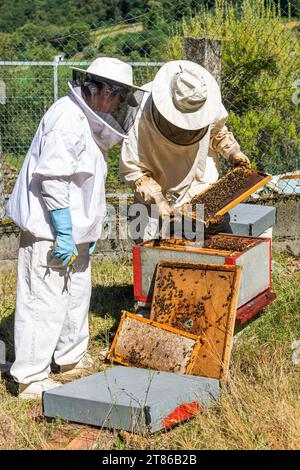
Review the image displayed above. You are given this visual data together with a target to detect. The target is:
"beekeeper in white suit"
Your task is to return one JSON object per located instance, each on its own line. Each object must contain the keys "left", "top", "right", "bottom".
{"left": 120, "top": 60, "right": 251, "bottom": 240}
{"left": 6, "top": 57, "right": 146, "bottom": 398}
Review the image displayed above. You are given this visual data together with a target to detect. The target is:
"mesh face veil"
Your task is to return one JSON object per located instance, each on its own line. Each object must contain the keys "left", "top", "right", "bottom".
{"left": 151, "top": 102, "right": 209, "bottom": 146}
{"left": 72, "top": 70, "right": 145, "bottom": 136}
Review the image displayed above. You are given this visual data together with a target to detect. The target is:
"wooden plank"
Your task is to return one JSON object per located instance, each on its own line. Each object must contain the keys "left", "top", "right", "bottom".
{"left": 150, "top": 261, "right": 241, "bottom": 381}
{"left": 44, "top": 426, "right": 101, "bottom": 451}
{"left": 281, "top": 174, "right": 300, "bottom": 180}
{"left": 43, "top": 424, "right": 85, "bottom": 450}
{"left": 217, "top": 266, "right": 241, "bottom": 380}
{"left": 65, "top": 428, "right": 101, "bottom": 450}
{"left": 108, "top": 311, "right": 199, "bottom": 374}
{"left": 43, "top": 431, "right": 71, "bottom": 450}
{"left": 143, "top": 243, "right": 233, "bottom": 255}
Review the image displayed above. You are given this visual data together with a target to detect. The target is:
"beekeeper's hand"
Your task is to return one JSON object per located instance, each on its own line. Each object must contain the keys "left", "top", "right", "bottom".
{"left": 154, "top": 193, "right": 173, "bottom": 218}
{"left": 176, "top": 204, "right": 194, "bottom": 219}
{"left": 134, "top": 175, "right": 173, "bottom": 217}
{"left": 229, "top": 151, "right": 251, "bottom": 168}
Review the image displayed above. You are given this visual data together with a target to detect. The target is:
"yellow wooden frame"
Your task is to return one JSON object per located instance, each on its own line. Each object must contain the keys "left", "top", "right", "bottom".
{"left": 108, "top": 311, "right": 200, "bottom": 372}
{"left": 150, "top": 261, "right": 242, "bottom": 382}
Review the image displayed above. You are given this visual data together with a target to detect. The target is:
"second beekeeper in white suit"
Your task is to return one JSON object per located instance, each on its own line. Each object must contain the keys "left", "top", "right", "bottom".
{"left": 6, "top": 57, "right": 146, "bottom": 398}
{"left": 120, "top": 60, "right": 251, "bottom": 240}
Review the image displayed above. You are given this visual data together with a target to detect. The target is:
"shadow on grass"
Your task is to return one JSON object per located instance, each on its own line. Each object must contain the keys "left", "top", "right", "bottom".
{"left": 90, "top": 284, "right": 134, "bottom": 321}
{"left": 0, "top": 310, "right": 18, "bottom": 395}
{"left": 0, "top": 310, "right": 15, "bottom": 364}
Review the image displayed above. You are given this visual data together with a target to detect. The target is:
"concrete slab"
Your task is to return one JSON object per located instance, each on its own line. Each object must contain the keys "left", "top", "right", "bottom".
{"left": 43, "top": 366, "right": 220, "bottom": 433}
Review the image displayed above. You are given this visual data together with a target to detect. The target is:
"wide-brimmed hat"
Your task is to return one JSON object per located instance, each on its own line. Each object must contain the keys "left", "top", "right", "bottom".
{"left": 71, "top": 57, "right": 145, "bottom": 93}
{"left": 152, "top": 60, "right": 222, "bottom": 130}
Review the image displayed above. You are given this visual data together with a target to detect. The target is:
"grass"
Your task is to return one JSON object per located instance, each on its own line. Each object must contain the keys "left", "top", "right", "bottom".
{"left": 0, "top": 253, "right": 299, "bottom": 449}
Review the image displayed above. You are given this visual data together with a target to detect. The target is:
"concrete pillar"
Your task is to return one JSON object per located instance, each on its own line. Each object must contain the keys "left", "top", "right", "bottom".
{"left": 183, "top": 37, "right": 222, "bottom": 85}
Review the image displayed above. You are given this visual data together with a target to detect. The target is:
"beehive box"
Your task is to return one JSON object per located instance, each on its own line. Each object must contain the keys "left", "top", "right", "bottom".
{"left": 43, "top": 366, "right": 220, "bottom": 433}
{"left": 180, "top": 167, "right": 271, "bottom": 224}
{"left": 133, "top": 233, "right": 274, "bottom": 325}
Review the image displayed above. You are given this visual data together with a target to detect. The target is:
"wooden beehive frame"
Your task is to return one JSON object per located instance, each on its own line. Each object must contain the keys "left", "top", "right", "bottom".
{"left": 150, "top": 261, "right": 242, "bottom": 381}
{"left": 143, "top": 233, "right": 263, "bottom": 257}
{"left": 108, "top": 311, "right": 202, "bottom": 375}
{"left": 180, "top": 168, "right": 271, "bottom": 223}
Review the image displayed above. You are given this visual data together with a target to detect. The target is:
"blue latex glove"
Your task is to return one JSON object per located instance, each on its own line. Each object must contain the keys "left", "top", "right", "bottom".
{"left": 49, "top": 207, "right": 78, "bottom": 266}
{"left": 89, "top": 242, "right": 97, "bottom": 256}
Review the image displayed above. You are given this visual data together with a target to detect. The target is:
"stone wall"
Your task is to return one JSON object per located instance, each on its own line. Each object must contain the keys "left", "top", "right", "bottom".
{"left": 0, "top": 194, "right": 299, "bottom": 269}
{"left": 252, "top": 194, "right": 300, "bottom": 256}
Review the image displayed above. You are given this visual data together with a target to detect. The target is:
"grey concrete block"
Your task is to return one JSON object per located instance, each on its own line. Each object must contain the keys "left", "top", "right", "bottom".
{"left": 43, "top": 366, "right": 220, "bottom": 433}
{"left": 229, "top": 203, "right": 276, "bottom": 236}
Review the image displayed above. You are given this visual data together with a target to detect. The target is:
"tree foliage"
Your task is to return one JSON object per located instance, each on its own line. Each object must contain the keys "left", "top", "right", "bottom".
{"left": 167, "top": 0, "right": 300, "bottom": 173}
{"left": 0, "top": 0, "right": 299, "bottom": 179}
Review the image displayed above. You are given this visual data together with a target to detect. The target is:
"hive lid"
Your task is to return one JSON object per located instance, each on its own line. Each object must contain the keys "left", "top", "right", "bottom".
{"left": 43, "top": 366, "right": 221, "bottom": 433}
{"left": 181, "top": 167, "right": 271, "bottom": 224}
{"left": 150, "top": 261, "right": 242, "bottom": 380}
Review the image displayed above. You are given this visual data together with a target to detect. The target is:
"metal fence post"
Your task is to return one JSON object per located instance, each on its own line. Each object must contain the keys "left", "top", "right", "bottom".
{"left": 0, "top": 135, "right": 5, "bottom": 220}
{"left": 53, "top": 55, "right": 64, "bottom": 102}
{"left": 183, "top": 37, "right": 222, "bottom": 85}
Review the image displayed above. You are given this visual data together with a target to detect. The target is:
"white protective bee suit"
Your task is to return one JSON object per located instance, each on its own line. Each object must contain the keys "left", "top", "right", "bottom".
{"left": 6, "top": 83, "right": 123, "bottom": 384}
{"left": 120, "top": 63, "right": 242, "bottom": 240}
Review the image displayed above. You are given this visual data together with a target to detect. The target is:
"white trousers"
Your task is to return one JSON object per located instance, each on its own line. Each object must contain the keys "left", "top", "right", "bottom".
{"left": 11, "top": 231, "right": 91, "bottom": 384}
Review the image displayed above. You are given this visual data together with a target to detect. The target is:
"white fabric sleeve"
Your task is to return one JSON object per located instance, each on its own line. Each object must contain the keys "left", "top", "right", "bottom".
{"left": 209, "top": 103, "right": 240, "bottom": 159}
{"left": 40, "top": 177, "right": 70, "bottom": 211}
{"left": 33, "top": 130, "right": 84, "bottom": 178}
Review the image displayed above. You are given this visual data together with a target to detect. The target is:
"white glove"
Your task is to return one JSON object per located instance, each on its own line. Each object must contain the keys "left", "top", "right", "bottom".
{"left": 229, "top": 151, "right": 251, "bottom": 168}
{"left": 134, "top": 175, "right": 173, "bottom": 217}
{"left": 154, "top": 193, "right": 173, "bottom": 218}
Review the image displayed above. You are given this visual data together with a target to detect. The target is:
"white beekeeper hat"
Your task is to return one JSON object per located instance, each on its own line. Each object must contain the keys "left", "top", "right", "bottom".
{"left": 152, "top": 60, "right": 222, "bottom": 130}
{"left": 71, "top": 57, "right": 145, "bottom": 92}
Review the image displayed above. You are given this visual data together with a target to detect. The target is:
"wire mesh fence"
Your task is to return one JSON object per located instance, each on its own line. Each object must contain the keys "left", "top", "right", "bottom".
{"left": 0, "top": 0, "right": 299, "bottom": 205}
{"left": 0, "top": 61, "right": 163, "bottom": 167}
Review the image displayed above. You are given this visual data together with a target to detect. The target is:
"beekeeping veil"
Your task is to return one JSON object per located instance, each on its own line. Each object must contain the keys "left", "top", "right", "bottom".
{"left": 71, "top": 57, "right": 148, "bottom": 138}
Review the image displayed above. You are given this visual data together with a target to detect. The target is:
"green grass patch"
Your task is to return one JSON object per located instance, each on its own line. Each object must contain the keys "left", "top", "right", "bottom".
{"left": 0, "top": 253, "right": 299, "bottom": 449}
